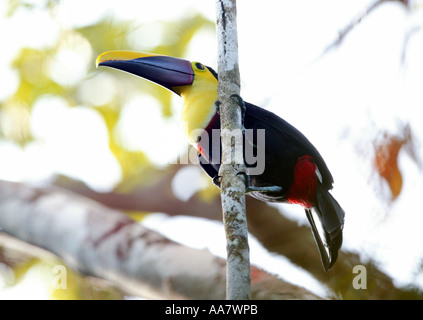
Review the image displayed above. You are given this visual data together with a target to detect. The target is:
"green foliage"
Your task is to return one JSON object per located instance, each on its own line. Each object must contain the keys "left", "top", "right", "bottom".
{"left": 0, "top": 2, "right": 214, "bottom": 298}
{"left": 0, "top": 1, "right": 214, "bottom": 184}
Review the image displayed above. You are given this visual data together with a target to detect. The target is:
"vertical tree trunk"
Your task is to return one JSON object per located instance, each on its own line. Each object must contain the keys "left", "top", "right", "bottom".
{"left": 215, "top": 0, "right": 251, "bottom": 300}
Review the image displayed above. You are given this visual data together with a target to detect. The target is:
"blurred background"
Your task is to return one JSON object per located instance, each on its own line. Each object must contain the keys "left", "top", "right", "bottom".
{"left": 0, "top": 0, "right": 423, "bottom": 299}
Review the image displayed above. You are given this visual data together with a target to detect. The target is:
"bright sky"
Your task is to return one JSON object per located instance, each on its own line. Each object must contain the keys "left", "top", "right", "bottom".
{"left": 1, "top": 0, "right": 423, "bottom": 298}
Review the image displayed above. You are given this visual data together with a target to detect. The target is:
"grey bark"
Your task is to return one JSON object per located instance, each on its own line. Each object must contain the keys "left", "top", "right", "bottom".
{"left": 216, "top": 0, "right": 251, "bottom": 300}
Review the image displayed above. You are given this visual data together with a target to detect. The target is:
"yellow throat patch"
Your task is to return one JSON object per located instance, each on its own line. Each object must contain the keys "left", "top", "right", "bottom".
{"left": 173, "top": 62, "right": 218, "bottom": 145}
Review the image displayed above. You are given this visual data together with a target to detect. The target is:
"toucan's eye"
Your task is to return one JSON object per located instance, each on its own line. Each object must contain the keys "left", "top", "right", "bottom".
{"left": 194, "top": 62, "right": 205, "bottom": 71}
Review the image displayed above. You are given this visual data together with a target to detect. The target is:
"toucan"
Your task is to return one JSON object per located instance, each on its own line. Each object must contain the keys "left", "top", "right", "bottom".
{"left": 96, "top": 51, "right": 345, "bottom": 271}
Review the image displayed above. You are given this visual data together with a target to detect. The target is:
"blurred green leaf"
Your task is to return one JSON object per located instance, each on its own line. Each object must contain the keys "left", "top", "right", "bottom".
{"left": 1, "top": 1, "right": 213, "bottom": 183}
{"left": 96, "top": 104, "right": 151, "bottom": 184}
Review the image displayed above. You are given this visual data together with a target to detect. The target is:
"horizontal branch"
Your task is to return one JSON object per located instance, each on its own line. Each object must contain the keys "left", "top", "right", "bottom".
{"left": 0, "top": 180, "right": 321, "bottom": 299}
{"left": 50, "top": 170, "right": 420, "bottom": 299}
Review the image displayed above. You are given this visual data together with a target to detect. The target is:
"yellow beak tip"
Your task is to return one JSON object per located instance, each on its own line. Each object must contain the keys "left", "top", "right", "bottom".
{"left": 95, "top": 52, "right": 108, "bottom": 68}
{"left": 95, "top": 51, "right": 160, "bottom": 69}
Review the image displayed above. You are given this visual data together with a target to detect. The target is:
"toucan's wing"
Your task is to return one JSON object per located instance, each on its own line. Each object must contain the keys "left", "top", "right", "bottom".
{"left": 244, "top": 102, "right": 334, "bottom": 189}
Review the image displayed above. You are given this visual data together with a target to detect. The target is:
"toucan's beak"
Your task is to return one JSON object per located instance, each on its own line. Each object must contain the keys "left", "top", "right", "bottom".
{"left": 96, "top": 51, "right": 194, "bottom": 95}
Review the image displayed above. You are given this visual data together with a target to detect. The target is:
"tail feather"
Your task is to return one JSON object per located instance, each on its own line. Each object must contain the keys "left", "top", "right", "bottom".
{"left": 306, "top": 185, "right": 345, "bottom": 271}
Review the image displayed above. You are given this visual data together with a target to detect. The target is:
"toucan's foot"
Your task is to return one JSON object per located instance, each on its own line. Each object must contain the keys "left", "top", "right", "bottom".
{"left": 215, "top": 100, "right": 221, "bottom": 115}
{"left": 215, "top": 95, "right": 246, "bottom": 132}
{"left": 230, "top": 94, "right": 246, "bottom": 133}
{"left": 246, "top": 185, "right": 283, "bottom": 193}
{"left": 230, "top": 94, "right": 246, "bottom": 118}
{"left": 212, "top": 175, "right": 222, "bottom": 188}
{"left": 236, "top": 171, "right": 282, "bottom": 194}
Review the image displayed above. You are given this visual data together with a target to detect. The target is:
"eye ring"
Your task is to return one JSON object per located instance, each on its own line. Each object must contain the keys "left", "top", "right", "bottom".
{"left": 194, "top": 62, "right": 205, "bottom": 71}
